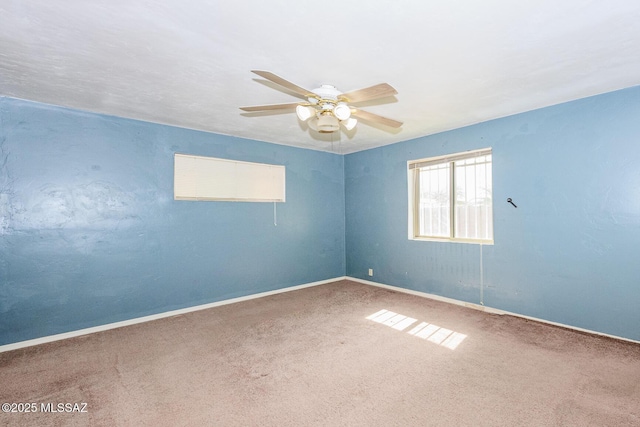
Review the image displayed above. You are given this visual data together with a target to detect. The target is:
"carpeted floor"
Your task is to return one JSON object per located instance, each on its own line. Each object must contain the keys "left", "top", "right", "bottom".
{"left": 1, "top": 280, "right": 639, "bottom": 426}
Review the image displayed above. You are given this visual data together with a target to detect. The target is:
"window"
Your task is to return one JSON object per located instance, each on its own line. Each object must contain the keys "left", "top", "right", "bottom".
{"left": 408, "top": 148, "right": 493, "bottom": 243}
{"left": 174, "top": 154, "right": 285, "bottom": 202}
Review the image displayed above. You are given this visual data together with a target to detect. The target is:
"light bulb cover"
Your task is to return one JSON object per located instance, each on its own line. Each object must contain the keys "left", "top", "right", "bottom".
{"left": 296, "top": 105, "right": 315, "bottom": 121}
{"left": 342, "top": 117, "right": 357, "bottom": 131}
{"left": 307, "top": 117, "right": 318, "bottom": 131}
{"left": 317, "top": 114, "right": 340, "bottom": 133}
{"left": 333, "top": 103, "right": 351, "bottom": 121}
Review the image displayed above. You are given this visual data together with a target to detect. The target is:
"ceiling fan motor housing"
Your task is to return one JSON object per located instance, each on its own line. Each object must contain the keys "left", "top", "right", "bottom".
{"left": 311, "top": 84, "right": 340, "bottom": 101}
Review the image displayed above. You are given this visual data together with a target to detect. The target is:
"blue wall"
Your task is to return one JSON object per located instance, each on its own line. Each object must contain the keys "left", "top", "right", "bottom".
{"left": 346, "top": 86, "right": 640, "bottom": 341}
{"left": 0, "top": 97, "right": 345, "bottom": 345}
{"left": 3, "top": 86, "right": 640, "bottom": 346}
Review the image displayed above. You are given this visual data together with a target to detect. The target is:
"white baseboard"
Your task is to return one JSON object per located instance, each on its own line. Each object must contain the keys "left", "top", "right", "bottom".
{"left": 3, "top": 275, "right": 637, "bottom": 353}
{"left": 0, "top": 276, "right": 346, "bottom": 353}
{"left": 347, "top": 276, "right": 640, "bottom": 345}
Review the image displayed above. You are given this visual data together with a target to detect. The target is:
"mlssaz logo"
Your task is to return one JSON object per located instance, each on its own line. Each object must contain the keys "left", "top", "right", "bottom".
{"left": 41, "top": 403, "right": 88, "bottom": 413}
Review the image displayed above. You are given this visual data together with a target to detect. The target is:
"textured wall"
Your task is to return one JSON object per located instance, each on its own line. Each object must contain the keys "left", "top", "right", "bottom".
{"left": 345, "top": 86, "right": 640, "bottom": 341}
{"left": 4, "top": 86, "right": 640, "bottom": 346}
{"left": 0, "top": 97, "right": 345, "bottom": 345}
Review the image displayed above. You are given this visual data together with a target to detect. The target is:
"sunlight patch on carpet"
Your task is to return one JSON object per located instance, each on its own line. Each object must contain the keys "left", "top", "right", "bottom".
{"left": 367, "top": 309, "right": 467, "bottom": 350}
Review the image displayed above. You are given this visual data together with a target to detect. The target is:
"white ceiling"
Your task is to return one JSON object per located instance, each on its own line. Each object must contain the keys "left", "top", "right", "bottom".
{"left": 1, "top": 1, "right": 640, "bottom": 154}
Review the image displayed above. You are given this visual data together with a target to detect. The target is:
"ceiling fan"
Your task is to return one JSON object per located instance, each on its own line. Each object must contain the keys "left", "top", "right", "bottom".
{"left": 240, "top": 70, "right": 402, "bottom": 133}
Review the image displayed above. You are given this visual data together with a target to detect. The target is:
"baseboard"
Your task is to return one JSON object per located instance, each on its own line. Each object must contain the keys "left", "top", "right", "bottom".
{"left": 347, "top": 276, "right": 640, "bottom": 345}
{"left": 0, "top": 276, "right": 346, "bottom": 353}
{"left": 4, "top": 275, "right": 636, "bottom": 353}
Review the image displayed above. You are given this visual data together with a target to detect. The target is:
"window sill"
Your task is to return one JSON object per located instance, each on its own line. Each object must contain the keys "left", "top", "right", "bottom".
{"left": 409, "top": 236, "right": 494, "bottom": 245}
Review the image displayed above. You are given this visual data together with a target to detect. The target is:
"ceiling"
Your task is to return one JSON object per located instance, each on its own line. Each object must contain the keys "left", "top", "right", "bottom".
{"left": 1, "top": 1, "right": 640, "bottom": 154}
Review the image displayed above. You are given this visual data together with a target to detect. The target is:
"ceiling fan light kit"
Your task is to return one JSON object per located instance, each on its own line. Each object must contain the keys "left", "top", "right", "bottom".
{"left": 240, "top": 70, "right": 402, "bottom": 135}
{"left": 297, "top": 98, "right": 354, "bottom": 134}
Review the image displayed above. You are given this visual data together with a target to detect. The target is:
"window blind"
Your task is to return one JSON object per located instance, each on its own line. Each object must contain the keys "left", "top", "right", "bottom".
{"left": 408, "top": 148, "right": 492, "bottom": 169}
{"left": 174, "top": 154, "right": 285, "bottom": 202}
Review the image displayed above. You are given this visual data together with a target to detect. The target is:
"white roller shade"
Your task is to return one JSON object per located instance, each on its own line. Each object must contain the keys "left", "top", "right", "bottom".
{"left": 174, "top": 154, "right": 285, "bottom": 202}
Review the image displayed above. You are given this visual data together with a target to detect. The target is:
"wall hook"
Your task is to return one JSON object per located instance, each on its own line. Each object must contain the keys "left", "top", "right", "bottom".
{"left": 507, "top": 198, "right": 517, "bottom": 208}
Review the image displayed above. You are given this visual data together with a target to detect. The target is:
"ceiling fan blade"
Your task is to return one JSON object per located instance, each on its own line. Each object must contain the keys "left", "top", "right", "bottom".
{"left": 240, "top": 102, "right": 301, "bottom": 112}
{"left": 352, "top": 108, "right": 403, "bottom": 128}
{"left": 339, "top": 83, "right": 398, "bottom": 103}
{"left": 251, "top": 70, "right": 315, "bottom": 99}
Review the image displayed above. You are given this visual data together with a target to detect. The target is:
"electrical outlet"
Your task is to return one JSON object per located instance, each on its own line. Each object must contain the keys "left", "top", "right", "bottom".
{"left": 368, "top": 268, "right": 373, "bottom": 277}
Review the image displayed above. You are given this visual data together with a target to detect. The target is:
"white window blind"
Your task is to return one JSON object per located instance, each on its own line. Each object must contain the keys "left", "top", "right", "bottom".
{"left": 174, "top": 154, "right": 285, "bottom": 202}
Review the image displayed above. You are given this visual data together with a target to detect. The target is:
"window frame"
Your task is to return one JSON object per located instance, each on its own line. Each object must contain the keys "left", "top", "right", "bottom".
{"left": 408, "top": 148, "right": 494, "bottom": 245}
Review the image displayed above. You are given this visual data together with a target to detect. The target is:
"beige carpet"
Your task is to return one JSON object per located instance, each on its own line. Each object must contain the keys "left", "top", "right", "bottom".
{"left": 1, "top": 280, "right": 639, "bottom": 426}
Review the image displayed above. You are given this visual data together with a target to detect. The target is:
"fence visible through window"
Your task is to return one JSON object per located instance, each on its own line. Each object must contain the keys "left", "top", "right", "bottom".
{"left": 409, "top": 148, "right": 493, "bottom": 244}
